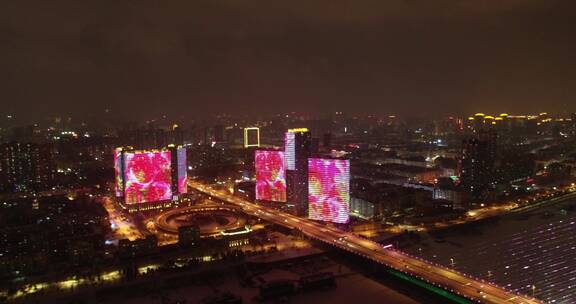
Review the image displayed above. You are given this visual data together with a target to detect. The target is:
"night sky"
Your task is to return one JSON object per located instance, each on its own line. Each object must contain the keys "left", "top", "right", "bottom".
{"left": 2, "top": 1, "right": 576, "bottom": 120}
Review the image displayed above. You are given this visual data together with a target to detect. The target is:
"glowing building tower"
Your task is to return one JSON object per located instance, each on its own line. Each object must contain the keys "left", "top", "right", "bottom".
{"left": 308, "top": 158, "right": 350, "bottom": 224}
{"left": 255, "top": 149, "right": 287, "bottom": 202}
{"left": 122, "top": 149, "right": 173, "bottom": 205}
{"left": 285, "top": 128, "right": 312, "bottom": 216}
{"left": 244, "top": 127, "right": 260, "bottom": 148}
{"left": 114, "top": 145, "right": 187, "bottom": 212}
{"left": 168, "top": 145, "right": 188, "bottom": 198}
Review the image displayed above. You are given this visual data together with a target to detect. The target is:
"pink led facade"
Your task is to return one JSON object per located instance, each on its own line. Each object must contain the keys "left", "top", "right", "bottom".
{"left": 255, "top": 150, "right": 287, "bottom": 202}
{"left": 177, "top": 147, "right": 187, "bottom": 194}
{"left": 308, "top": 158, "right": 350, "bottom": 223}
{"left": 123, "top": 151, "right": 172, "bottom": 204}
{"left": 114, "top": 148, "right": 124, "bottom": 197}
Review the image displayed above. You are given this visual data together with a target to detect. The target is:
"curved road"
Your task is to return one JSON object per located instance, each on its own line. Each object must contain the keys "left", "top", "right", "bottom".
{"left": 190, "top": 181, "right": 542, "bottom": 304}
{"left": 155, "top": 204, "right": 245, "bottom": 235}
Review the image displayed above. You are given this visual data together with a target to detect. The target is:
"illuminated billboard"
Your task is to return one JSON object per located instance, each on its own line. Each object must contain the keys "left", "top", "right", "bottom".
{"left": 114, "top": 148, "right": 124, "bottom": 197}
{"left": 308, "top": 158, "right": 350, "bottom": 223}
{"left": 123, "top": 151, "right": 172, "bottom": 204}
{"left": 177, "top": 147, "right": 187, "bottom": 194}
{"left": 255, "top": 150, "right": 287, "bottom": 202}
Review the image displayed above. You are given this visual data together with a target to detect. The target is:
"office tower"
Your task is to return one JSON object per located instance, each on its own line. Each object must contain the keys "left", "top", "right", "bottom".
{"left": 122, "top": 149, "right": 173, "bottom": 204}
{"left": 255, "top": 150, "right": 286, "bottom": 202}
{"left": 459, "top": 130, "right": 497, "bottom": 201}
{"left": 0, "top": 142, "right": 55, "bottom": 192}
{"left": 308, "top": 158, "right": 350, "bottom": 223}
{"left": 285, "top": 128, "right": 312, "bottom": 216}
{"left": 114, "top": 145, "right": 187, "bottom": 211}
{"left": 169, "top": 145, "right": 188, "bottom": 195}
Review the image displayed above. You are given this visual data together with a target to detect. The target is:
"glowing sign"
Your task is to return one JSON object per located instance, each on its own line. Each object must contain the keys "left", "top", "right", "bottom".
{"left": 123, "top": 151, "right": 172, "bottom": 204}
{"left": 177, "top": 147, "right": 187, "bottom": 194}
{"left": 255, "top": 150, "right": 287, "bottom": 202}
{"left": 114, "top": 148, "right": 124, "bottom": 197}
{"left": 287, "top": 128, "right": 309, "bottom": 133}
{"left": 244, "top": 127, "right": 260, "bottom": 148}
{"left": 308, "top": 158, "right": 350, "bottom": 224}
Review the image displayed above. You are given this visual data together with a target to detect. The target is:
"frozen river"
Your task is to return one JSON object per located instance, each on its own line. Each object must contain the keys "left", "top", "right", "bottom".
{"left": 405, "top": 198, "right": 576, "bottom": 304}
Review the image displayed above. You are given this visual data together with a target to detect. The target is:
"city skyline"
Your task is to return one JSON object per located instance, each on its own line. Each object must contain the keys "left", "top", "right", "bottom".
{"left": 2, "top": 1, "right": 576, "bottom": 303}
{"left": 1, "top": 109, "right": 574, "bottom": 303}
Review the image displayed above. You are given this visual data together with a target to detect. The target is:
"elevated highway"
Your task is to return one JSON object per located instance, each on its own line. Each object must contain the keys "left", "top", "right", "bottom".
{"left": 190, "top": 181, "right": 542, "bottom": 304}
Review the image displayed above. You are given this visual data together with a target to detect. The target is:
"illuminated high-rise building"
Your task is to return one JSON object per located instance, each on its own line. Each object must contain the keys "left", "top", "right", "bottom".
{"left": 170, "top": 145, "right": 188, "bottom": 196}
{"left": 114, "top": 145, "right": 187, "bottom": 212}
{"left": 243, "top": 127, "right": 260, "bottom": 148}
{"left": 285, "top": 128, "right": 312, "bottom": 216}
{"left": 308, "top": 158, "right": 350, "bottom": 224}
{"left": 459, "top": 130, "right": 497, "bottom": 201}
{"left": 255, "top": 149, "right": 286, "bottom": 202}
{"left": 122, "top": 150, "right": 172, "bottom": 204}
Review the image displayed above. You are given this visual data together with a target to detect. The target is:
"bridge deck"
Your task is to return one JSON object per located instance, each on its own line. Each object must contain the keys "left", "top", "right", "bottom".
{"left": 190, "top": 181, "right": 542, "bottom": 304}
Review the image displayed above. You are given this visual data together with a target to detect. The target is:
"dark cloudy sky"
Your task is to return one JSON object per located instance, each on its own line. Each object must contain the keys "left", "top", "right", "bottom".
{"left": 2, "top": 0, "right": 576, "bottom": 120}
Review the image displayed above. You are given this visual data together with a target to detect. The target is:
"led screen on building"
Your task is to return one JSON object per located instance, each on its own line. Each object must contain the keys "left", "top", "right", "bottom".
{"left": 308, "top": 158, "right": 350, "bottom": 223}
{"left": 285, "top": 132, "right": 295, "bottom": 170}
{"left": 123, "top": 151, "right": 172, "bottom": 204}
{"left": 177, "top": 147, "right": 187, "bottom": 194}
{"left": 255, "top": 150, "right": 287, "bottom": 202}
{"left": 114, "top": 148, "right": 124, "bottom": 197}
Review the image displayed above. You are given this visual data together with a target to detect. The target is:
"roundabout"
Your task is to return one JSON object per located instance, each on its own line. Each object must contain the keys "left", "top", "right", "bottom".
{"left": 155, "top": 204, "right": 248, "bottom": 237}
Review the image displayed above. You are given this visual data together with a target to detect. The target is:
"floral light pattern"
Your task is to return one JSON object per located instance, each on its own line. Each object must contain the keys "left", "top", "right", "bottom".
{"left": 255, "top": 150, "right": 287, "bottom": 202}
{"left": 308, "top": 158, "right": 350, "bottom": 223}
{"left": 124, "top": 151, "right": 172, "bottom": 204}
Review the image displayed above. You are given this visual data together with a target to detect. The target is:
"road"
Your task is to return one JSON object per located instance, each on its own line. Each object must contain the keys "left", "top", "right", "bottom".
{"left": 190, "top": 181, "right": 542, "bottom": 304}
{"left": 100, "top": 195, "right": 143, "bottom": 241}
{"left": 154, "top": 204, "right": 246, "bottom": 235}
{"left": 511, "top": 190, "right": 576, "bottom": 213}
